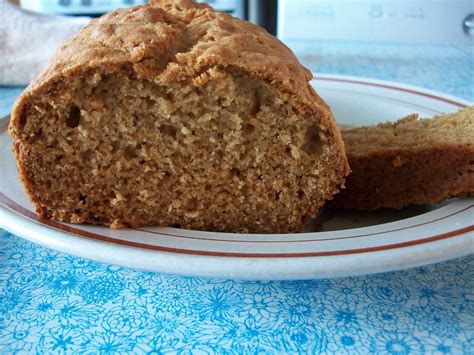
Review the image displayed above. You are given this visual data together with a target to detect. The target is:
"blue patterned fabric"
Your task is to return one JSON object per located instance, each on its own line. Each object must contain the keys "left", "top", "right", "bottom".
{"left": 1, "top": 231, "right": 473, "bottom": 353}
{"left": 1, "top": 42, "right": 473, "bottom": 353}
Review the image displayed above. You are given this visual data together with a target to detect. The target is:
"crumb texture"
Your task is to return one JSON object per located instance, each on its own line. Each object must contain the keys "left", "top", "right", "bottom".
{"left": 9, "top": 0, "right": 348, "bottom": 233}
{"left": 332, "top": 107, "right": 474, "bottom": 210}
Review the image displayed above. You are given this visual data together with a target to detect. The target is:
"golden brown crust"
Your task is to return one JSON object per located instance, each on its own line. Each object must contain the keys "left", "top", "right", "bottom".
{"left": 9, "top": 0, "right": 349, "bottom": 233}
{"left": 331, "top": 108, "right": 474, "bottom": 210}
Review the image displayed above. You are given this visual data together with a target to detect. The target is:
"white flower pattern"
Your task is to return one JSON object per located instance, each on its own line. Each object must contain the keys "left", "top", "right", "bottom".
{"left": 0, "top": 229, "right": 472, "bottom": 353}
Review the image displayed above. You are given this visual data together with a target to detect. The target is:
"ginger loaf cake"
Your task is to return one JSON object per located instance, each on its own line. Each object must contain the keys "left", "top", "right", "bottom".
{"left": 331, "top": 107, "right": 474, "bottom": 210}
{"left": 9, "top": 0, "right": 349, "bottom": 233}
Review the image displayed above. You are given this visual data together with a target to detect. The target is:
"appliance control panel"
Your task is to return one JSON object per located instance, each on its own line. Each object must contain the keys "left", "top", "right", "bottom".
{"left": 278, "top": 0, "right": 473, "bottom": 45}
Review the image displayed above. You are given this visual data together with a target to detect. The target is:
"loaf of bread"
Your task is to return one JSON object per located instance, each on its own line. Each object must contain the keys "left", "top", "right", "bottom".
{"left": 9, "top": 0, "right": 349, "bottom": 233}
{"left": 331, "top": 107, "right": 474, "bottom": 210}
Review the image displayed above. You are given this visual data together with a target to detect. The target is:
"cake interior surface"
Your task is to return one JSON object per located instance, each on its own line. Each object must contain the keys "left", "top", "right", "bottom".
{"left": 343, "top": 108, "right": 474, "bottom": 156}
{"left": 16, "top": 66, "right": 342, "bottom": 232}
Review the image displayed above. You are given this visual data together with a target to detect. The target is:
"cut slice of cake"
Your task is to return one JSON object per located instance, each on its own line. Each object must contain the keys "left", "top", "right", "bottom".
{"left": 9, "top": 0, "right": 349, "bottom": 233}
{"left": 331, "top": 107, "right": 474, "bottom": 210}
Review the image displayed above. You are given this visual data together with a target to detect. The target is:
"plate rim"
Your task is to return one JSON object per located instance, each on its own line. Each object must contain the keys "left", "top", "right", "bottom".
{"left": 1, "top": 192, "right": 473, "bottom": 258}
{"left": 313, "top": 74, "right": 474, "bottom": 107}
{"left": 2, "top": 204, "right": 473, "bottom": 280}
{"left": 1, "top": 74, "right": 473, "bottom": 279}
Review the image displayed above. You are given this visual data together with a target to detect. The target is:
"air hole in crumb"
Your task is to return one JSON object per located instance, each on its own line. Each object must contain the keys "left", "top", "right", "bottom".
{"left": 242, "top": 123, "right": 255, "bottom": 135}
{"left": 285, "top": 146, "right": 291, "bottom": 154}
{"left": 19, "top": 111, "right": 27, "bottom": 127}
{"left": 205, "top": 184, "right": 212, "bottom": 191}
{"left": 214, "top": 150, "right": 224, "bottom": 160}
{"left": 111, "top": 141, "right": 120, "bottom": 154}
{"left": 249, "top": 91, "right": 261, "bottom": 115}
{"left": 186, "top": 197, "right": 198, "bottom": 211}
{"left": 79, "top": 194, "right": 86, "bottom": 204}
{"left": 257, "top": 175, "right": 263, "bottom": 180}
{"left": 297, "top": 190, "right": 304, "bottom": 198}
{"left": 81, "top": 149, "right": 93, "bottom": 160}
{"left": 132, "top": 114, "right": 139, "bottom": 126}
{"left": 275, "top": 191, "right": 281, "bottom": 201}
{"left": 35, "top": 128, "right": 43, "bottom": 139}
{"left": 124, "top": 146, "right": 138, "bottom": 160}
{"left": 301, "top": 124, "right": 323, "bottom": 155}
{"left": 144, "top": 98, "right": 156, "bottom": 109}
{"left": 159, "top": 124, "right": 176, "bottom": 138}
{"left": 230, "top": 168, "right": 240, "bottom": 178}
{"left": 66, "top": 106, "right": 81, "bottom": 128}
{"left": 172, "top": 223, "right": 181, "bottom": 229}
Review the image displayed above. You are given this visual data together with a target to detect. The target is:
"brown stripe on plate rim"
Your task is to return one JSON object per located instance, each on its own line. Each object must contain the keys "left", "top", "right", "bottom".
{"left": 134, "top": 205, "right": 473, "bottom": 243}
{"left": 316, "top": 77, "right": 468, "bottom": 108}
{"left": 1, "top": 193, "right": 473, "bottom": 258}
{"left": 316, "top": 87, "right": 444, "bottom": 114}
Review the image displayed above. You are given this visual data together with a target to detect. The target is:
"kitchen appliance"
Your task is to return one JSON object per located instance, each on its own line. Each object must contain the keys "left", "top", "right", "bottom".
{"left": 18, "top": 0, "right": 474, "bottom": 46}
{"left": 277, "top": 0, "right": 474, "bottom": 47}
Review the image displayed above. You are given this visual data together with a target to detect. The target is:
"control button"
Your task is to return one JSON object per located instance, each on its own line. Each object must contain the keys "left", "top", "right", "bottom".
{"left": 369, "top": 5, "right": 383, "bottom": 18}
{"left": 304, "top": 7, "right": 334, "bottom": 18}
{"left": 463, "top": 14, "right": 474, "bottom": 36}
{"left": 59, "top": 0, "right": 71, "bottom": 6}
{"left": 81, "top": 0, "right": 92, "bottom": 5}
{"left": 123, "top": 0, "right": 134, "bottom": 4}
{"left": 405, "top": 8, "right": 424, "bottom": 19}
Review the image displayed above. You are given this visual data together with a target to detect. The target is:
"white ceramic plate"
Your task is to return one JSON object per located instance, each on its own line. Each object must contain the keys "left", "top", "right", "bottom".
{"left": 1, "top": 75, "right": 473, "bottom": 280}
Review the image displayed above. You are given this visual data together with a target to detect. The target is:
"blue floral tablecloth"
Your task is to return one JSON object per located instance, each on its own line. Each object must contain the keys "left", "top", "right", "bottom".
{"left": 1, "top": 42, "right": 473, "bottom": 354}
